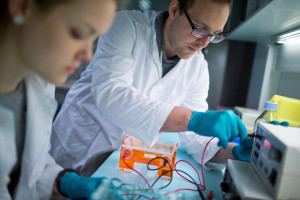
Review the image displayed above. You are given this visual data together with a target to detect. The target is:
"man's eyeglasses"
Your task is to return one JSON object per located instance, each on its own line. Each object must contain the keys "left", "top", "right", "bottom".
{"left": 179, "top": 1, "right": 225, "bottom": 43}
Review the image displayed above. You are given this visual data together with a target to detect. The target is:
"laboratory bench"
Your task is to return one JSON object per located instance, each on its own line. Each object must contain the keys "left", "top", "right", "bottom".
{"left": 92, "top": 132, "right": 225, "bottom": 200}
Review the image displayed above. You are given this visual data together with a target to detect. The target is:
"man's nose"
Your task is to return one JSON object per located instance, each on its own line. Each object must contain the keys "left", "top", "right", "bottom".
{"left": 196, "top": 36, "right": 210, "bottom": 48}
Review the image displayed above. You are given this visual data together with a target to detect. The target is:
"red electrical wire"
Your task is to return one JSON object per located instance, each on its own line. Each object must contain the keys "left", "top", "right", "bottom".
{"left": 122, "top": 152, "right": 153, "bottom": 193}
{"left": 173, "top": 137, "right": 215, "bottom": 191}
{"left": 175, "top": 160, "right": 203, "bottom": 188}
{"left": 207, "top": 190, "right": 213, "bottom": 200}
{"left": 247, "top": 134, "right": 260, "bottom": 138}
{"left": 164, "top": 188, "right": 199, "bottom": 196}
{"left": 200, "top": 137, "right": 215, "bottom": 190}
{"left": 121, "top": 137, "right": 215, "bottom": 198}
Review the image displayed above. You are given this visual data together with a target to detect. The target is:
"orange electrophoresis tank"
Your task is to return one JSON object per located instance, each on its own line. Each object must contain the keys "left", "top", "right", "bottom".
{"left": 119, "top": 135, "right": 178, "bottom": 179}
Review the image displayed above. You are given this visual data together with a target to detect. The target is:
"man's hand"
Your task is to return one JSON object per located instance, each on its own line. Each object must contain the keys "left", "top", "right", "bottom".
{"left": 232, "top": 137, "right": 254, "bottom": 161}
{"left": 188, "top": 110, "right": 247, "bottom": 149}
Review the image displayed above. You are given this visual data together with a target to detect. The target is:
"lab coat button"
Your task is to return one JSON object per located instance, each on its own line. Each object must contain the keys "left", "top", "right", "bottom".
{"left": 0, "top": 176, "right": 10, "bottom": 186}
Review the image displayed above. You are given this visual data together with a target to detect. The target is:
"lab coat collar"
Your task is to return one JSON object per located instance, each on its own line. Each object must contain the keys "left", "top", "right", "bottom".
{"left": 150, "top": 11, "right": 163, "bottom": 78}
{"left": 21, "top": 72, "right": 57, "bottom": 187}
{"left": 149, "top": 11, "right": 193, "bottom": 80}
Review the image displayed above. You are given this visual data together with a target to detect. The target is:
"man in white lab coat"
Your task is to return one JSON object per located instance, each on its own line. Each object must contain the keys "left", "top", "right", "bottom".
{"left": 51, "top": 0, "right": 252, "bottom": 176}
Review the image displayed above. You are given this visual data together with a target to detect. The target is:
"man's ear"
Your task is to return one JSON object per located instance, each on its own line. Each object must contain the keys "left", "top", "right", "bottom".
{"left": 169, "top": 0, "right": 180, "bottom": 20}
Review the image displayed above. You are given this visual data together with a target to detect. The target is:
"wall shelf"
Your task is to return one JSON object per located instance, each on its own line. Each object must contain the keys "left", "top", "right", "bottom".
{"left": 227, "top": 0, "right": 300, "bottom": 42}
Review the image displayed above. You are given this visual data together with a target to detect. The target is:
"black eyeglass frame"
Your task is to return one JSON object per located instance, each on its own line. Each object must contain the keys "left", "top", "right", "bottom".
{"left": 178, "top": 1, "right": 225, "bottom": 43}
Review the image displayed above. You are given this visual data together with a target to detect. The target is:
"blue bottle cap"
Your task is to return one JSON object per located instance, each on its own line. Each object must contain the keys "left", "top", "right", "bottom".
{"left": 264, "top": 101, "right": 278, "bottom": 110}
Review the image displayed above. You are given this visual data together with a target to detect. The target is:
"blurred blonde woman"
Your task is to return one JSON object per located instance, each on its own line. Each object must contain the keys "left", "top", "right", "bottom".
{"left": 0, "top": 0, "right": 125, "bottom": 199}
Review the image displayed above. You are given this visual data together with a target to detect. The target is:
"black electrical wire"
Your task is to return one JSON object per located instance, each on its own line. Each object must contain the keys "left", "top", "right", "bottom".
{"left": 147, "top": 157, "right": 206, "bottom": 200}
{"left": 120, "top": 156, "right": 206, "bottom": 199}
{"left": 147, "top": 157, "right": 173, "bottom": 189}
{"left": 156, "top": 168, "right": 205, "bottom": 200}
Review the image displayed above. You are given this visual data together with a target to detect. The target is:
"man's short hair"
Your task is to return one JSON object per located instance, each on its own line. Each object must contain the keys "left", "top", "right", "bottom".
{"left": 179, "top": 0, "right": 233, "bottom": 14}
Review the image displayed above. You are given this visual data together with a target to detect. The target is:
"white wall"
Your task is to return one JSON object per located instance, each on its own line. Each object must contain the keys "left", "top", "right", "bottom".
{"left": 256, "top": 39, "right": 300, "bottom": 110}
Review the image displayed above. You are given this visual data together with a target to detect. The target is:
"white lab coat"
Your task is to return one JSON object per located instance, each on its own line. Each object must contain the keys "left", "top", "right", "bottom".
{"left": 50, "top": 10, "right": 223, "bottom": 176}
{"left": 0, "top": 73, "right": 62, "bottom": 200}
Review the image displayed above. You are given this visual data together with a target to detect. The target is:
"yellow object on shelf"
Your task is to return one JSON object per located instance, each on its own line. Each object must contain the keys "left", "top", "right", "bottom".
{"left": 269, "top": 95, "right": 300, "bottom": 127}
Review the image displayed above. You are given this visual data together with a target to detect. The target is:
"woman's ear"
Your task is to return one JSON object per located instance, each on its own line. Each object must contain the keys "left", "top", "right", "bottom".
{"left": 8, "top": 0, "right": 30, "bottom": 24}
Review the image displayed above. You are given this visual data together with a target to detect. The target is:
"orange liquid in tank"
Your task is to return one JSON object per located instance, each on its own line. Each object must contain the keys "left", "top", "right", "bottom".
{"left": 119, "top": 135, "right": 178, "bottom": 179}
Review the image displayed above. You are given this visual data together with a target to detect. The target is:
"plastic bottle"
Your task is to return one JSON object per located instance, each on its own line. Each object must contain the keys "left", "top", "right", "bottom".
{"left": 253, "top": 101, "right": 278, "bottom": 133}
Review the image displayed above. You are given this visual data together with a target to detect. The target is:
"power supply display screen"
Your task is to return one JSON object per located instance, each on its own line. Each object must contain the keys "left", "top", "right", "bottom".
{"left": 263, "top": 138, "right": 271, "bottom": 150}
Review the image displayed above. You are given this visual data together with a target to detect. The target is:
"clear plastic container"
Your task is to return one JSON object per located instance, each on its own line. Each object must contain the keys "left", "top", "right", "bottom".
{"left": 253, "top": 101, "right": 278, "bottom": 133}
{"left": 119, "top": 135, "right": 178, "bottom": 179}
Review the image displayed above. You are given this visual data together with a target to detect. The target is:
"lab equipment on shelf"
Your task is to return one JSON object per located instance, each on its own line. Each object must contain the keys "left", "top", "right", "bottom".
{"left": 269, "top": 95, "right": 300, "bottom": 127}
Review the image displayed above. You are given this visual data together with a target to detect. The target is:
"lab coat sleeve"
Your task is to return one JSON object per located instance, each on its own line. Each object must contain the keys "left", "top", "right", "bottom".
{"left": 90, "top": 11, "right": 174, "bottom": 146}
{"left": 180, "top": 132, "right": 225, "bottom": 171}
{"left": 16, "top": 153, "right": 63, "bottom": 200}
{"left": 36, "top": 154, "right": 63, "bottom": 199}
{"left": 180, "top": 53, "right": 209, "bottom": 112}
{"left": 179, "top": 55, "right": 225, "bottom": 170}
